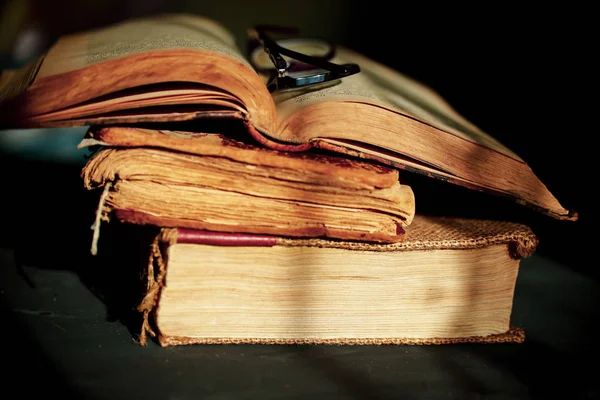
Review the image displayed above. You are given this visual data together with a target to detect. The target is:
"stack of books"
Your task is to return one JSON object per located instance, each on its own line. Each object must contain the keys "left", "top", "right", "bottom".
{"left": 0, "top": 14, "right": 576, "bottom": 346}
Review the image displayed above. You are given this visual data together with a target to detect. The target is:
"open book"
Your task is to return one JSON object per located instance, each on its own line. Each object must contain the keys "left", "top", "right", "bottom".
{"left": 0, "top": 13, "right": 575, "bottom": 221}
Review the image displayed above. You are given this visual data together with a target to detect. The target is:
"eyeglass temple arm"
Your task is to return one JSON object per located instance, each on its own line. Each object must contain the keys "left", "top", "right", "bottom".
{"left": 249, "top": 26, "right": 295, "bottom": 71}
{"left": 252, "top": 27, "right": 359, "bottom": 77}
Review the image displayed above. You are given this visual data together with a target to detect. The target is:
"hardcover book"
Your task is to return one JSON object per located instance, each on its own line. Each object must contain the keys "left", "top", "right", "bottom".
{"left": 137, "top": 214, "right": 538, "bottom": 346}
{"left": 0, "top": 13, "right": 575, "bottom": 221}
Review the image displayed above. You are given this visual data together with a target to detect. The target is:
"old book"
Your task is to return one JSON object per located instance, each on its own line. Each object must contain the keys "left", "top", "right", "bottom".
{"left": 80, "top": 127, "right": 415, "bottom": 247}
{"left": 0, "top": 14, "right": 574, "bottom": 221}
{"left": 136, "top": 214, "right": 538, "bottom": 347}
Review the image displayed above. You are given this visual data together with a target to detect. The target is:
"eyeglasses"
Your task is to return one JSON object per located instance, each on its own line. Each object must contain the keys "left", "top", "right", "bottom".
{"left": 247, "top": 25, "right": 361, "bottom": 92}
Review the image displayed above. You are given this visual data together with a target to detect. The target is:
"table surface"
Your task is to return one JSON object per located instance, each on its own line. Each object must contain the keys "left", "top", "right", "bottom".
{"left": 0, "top": 133, "right": 597, "bottom": 400}
{"left": 2, "top": 243, "right": 598, "bottom": 400}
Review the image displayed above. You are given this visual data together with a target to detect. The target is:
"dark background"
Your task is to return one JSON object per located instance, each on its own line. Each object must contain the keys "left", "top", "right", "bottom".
{"left": 0, "top": 1, "right": 596, "bottom": 398}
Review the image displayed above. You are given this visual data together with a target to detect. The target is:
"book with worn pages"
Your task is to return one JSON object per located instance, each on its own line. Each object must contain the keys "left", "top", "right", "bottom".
{"left": 80, "top": 127, "right": 415, "bottom": 248}
{"left": 0, "top": 13, "right": 575, "bottom": 221}
{"left": 136, "top": 214, "right": 538, "bottom": 347}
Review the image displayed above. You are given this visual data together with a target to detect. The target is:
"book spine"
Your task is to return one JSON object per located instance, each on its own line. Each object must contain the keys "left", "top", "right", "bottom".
{"left": 175, "top": 228, "right": 278, "bottom": 246}
{"left": 244, "top": 120, "right": 313, "bottom": 152}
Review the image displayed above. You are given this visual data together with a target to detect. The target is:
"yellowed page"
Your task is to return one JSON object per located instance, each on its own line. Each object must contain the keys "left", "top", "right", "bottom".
{"left": 273, "top": 47, "right": 520, "bottom": 160}
{"left": 37, "top": 14, "right": 251, "bottom": 78}
{"left": 31, "top": 86, "right": 245, "bottom": 121}
{"left": 0, "top": 58, "right": 43, "bottom": 103}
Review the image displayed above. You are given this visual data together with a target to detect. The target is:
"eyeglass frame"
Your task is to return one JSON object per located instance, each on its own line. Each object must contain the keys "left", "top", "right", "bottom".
{"left": 247, "top": 25, "right": 361, "bottom": 92}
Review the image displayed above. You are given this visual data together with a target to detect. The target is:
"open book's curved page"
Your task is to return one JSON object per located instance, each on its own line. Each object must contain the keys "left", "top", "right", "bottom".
{"left": 37, "top": 14, "right": 251, "bottom": 78}
{"left": 272, "top": 47, "right": 521, "bottom": 161}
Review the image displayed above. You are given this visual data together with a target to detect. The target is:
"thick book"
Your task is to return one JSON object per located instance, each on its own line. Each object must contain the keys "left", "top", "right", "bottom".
{"left": 137, "top": 214, "right": 538, "bottom": 347}
{"left": 80, "top": 127, "right": 415, "bottom": 246}
{"left": 0, "top": 14, "right": 575, "bottom": 221}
